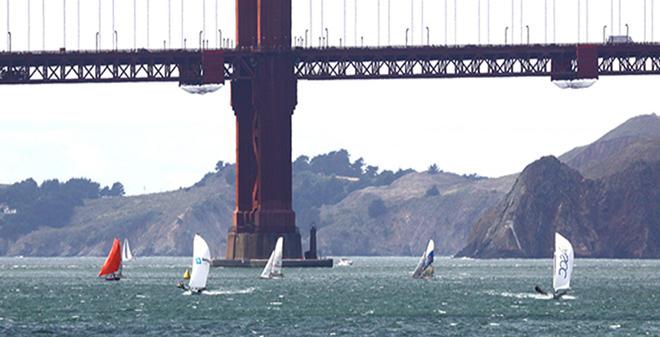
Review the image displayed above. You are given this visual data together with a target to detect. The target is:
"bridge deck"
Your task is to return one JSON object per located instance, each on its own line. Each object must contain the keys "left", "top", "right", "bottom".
{"left": 2, "top": 44, "right": 660, "bottom": 84}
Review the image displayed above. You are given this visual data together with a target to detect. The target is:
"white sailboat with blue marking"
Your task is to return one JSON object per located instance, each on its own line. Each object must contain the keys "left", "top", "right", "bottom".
{"left": 535, "top": 232, "right": 574, "bottom": 299}
{"left": 177, "top": 234, "right": 211, "bottom": 294}
{"left": 412, "top": 239, "right": 434, "bottom": 279}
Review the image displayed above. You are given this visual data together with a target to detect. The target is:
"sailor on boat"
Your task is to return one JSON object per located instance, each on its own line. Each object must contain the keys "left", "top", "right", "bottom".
{"left": 534, "top": 233, "right": 574, "bottom": 299}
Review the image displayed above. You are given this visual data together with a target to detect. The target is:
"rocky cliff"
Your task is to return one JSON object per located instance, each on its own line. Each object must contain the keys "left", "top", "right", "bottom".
{"left": 457, "top": 157, "right": 660, "bottom": 258}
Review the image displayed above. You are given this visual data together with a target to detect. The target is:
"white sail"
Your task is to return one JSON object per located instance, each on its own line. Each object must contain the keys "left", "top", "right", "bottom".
{"left": 189, "top": 234, "right": 211, "bottom": 291}
{"left": 260, "top": 237, "right": 284, "bottom": 279}
{"left": 412, "top": 239, "right": 435, "bottom": 279}
{"left": 122, "top": 239, "right": 133, "bottom": 262}
{"left": 553, "top": 233, "right": 574, "bottom": 291}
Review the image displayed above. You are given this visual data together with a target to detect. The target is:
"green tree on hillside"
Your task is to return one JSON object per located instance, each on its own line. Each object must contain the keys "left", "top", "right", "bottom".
{"left": 110, "top": 182, "right": 125, "bottom": 196}
{"left": 0, "top": 177, "right": 115, "bottom": 238}
{"left": 309, "top": 149, "right": 363, "bottom": 177}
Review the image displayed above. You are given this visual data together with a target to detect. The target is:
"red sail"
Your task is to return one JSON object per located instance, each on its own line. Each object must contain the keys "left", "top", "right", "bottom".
{"left": 98, "top": 239, "right": 122, "bottom": 277}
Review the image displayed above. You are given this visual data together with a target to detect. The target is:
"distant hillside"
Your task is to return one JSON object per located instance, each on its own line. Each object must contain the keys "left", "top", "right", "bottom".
{"left": 457, "top": 157, "right": 660, "bottom": 258}
{"left": 2, "top": 114, "right": 658, "bottom": 257}
{"left": 560, "top": 114, "right": 660, "bottom": 178}
{"left": 317, "top": 172, "right": 514, "bottom": 256}
{"left": 0, "top": 151, "right": 412, "bottom": 256}
{"left": 2, "top": 174, "right": 234, "bottom": 256}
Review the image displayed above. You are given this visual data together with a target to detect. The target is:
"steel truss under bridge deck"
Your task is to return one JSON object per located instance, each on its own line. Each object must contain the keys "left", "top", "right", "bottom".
{"left": 3, "top": 44, "right": 660, "bottom": 85}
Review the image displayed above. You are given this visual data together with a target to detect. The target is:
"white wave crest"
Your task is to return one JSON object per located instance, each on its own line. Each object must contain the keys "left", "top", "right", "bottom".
{"left": 203, "top": 287, "right": 257, "bottom": 296}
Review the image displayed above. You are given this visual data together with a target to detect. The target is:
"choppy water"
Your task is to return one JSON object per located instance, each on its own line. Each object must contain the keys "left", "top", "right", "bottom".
{"left": 0, "top": 257, "right": 658, "bottom": 336}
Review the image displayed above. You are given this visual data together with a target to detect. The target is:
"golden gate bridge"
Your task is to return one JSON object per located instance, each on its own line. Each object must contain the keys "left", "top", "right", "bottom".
{"left": 1, "top": 0, "right": 658, "bottom": 263}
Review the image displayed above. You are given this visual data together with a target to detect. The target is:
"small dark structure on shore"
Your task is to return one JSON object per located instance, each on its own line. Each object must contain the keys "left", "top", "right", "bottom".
{"left": 304, "top": 226, "right": 318, "bottom": 260}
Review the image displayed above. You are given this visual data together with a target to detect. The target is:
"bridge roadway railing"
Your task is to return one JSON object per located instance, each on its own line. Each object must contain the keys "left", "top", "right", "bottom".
{"left": 0, "top": 49, "right": 254, "bottom": 84}
{"left": 2, "top": 44, "right": 660, "bottom": 84}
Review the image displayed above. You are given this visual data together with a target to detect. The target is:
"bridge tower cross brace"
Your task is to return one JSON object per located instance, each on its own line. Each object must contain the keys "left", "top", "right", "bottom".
{"left": 226, "top": 0, "right": 302, "bottom": 260}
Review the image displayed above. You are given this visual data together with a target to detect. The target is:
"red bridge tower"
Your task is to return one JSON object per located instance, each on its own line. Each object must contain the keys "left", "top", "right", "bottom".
{"left": 225, "top": 0, "right": 302, "bottom": 260}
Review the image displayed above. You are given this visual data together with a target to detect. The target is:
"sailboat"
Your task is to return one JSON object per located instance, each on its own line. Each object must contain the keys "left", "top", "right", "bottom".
{"left": 177, "top": 234, "right": 211, "bottom": 294}
{"left": 260, "top": 237, "right": 284, "bottom": 279}
{"left": 122, "top": 238, "right": 134, "bottom": 262}
{"left": 535, "top": 232, "right": 574, "bottom": 299}
{"left": 412, "top": 239, "right": 434, "bottom": 279}
{"left": 99, "top": 238, "right": 122, "bottom": 281}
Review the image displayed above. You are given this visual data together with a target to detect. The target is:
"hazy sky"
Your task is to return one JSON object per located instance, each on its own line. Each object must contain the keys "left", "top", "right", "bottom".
{"left": 0, "top": 0, "right": 657, "bottom": 195}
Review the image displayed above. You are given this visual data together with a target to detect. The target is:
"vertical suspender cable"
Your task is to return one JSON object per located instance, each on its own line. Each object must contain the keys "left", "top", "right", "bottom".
{"left": 388, "top": 0, "right": 391, "bottom": 45}
{"left": 6, "top": 0, "right": 9, "bottom": 50}
{"left": 343, "top": 0, "right": 346, "bottom": 45}
{"left": 98, "top": 0, "right": 101, "bottom": 49}
{"left": 421, "top": 0, "right": 424, "bottom": 43}
{"left": 610, "top": 0, "right": 613, "bottom": 37}
{"left": 553, "top": 0, "right": 556, "bottom": 43}
{"left": 454, "top": 0, "right": 457, "bottom": 44}
{"left": 63, "top": 0, "right": 66, "bottom": 48}
{"left": 214, "top": 0, "right": 217, "bottom": 48}
{"left": 77, "top": 0, "right": 80, "bottom": 49}
{"left": 444, "top": 0, "right": 447, "bottom": 45}
{"left": 133, "top": 0, "right": 136, "bottom": 49}
{"left": 619, "top": 0, "right": 621, "bottom": 35}
{"left": 377, "top": 0, "right": 380, "bottom": 46}
{"left": 321, "top": 0, "right": 324, "bottom": 46}
{"left": 578, "top": 0, "right": 580, "bottom": 42}
{"left": 7, "top": 0, "right": 9, "bottom": 49}
{"left": 28, "top": 0, "right": 30, "bottom": 51}
{"left": 586, "top": 0, "right": 589, "bottom": 42}
{"left": 511, "top": 0, "right": 514, "bottom": 44}
{"left": 520, "top": 0, "right": 523, "bottom": 43}
{"left": 42, "top": 0, "right": 45, "bottom": 50}
{"left": 181, "top": 0, "right": 184, "bottom": 48}
{"left": 410, "top": 0, "right": 414, "bottom": 45}
{"left": 544, "top": 0, "right": 547, "bottom": 43}
{"left": 112, "top": 0, "right": 115, "bottom": 48}
{"left": 354, "top": 0, "right": 357, "bottom": 46}
{"left": 202, "top": 0, "right": 205, "bottom": 47}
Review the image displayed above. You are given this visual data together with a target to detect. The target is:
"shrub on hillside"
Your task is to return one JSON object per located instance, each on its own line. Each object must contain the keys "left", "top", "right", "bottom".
{"left": 368, "top": 198, "right": 387, "bottom": 218}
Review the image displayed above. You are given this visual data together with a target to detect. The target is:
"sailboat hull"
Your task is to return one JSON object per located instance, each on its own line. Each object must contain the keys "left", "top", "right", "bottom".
{"left": 553, "top": 289, "right": 569, "bottom": 299}
{"left": 260, "top": 273, "right": 284, "bottom": 280}
{"left": 103, "top": 273, "right": 121, "bottom": 281}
